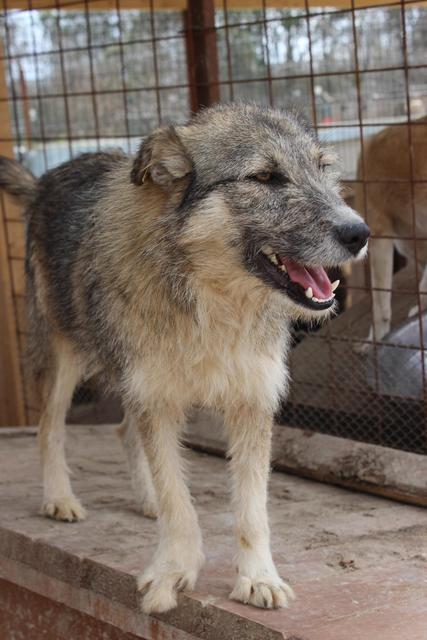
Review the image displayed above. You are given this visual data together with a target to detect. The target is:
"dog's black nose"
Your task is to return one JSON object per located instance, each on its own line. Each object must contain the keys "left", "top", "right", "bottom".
{"left": 336, "top": 222, "right": 370, "bottom": 255}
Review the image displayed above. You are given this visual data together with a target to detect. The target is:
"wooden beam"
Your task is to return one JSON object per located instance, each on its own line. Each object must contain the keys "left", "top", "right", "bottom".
{"left": 185, "top": 0, "right": 220, "bottom": 111}
{"left": 185, "top": 410, "right": 427, "bottom": 507}
{"left": 5, "top": 220, "right": 25, "bottom": 260}
{"left": 1, "top": 0, "right": 416, "bottom": 11}
{"left": 0, "top": 41, "right": 26, "bottom": 426}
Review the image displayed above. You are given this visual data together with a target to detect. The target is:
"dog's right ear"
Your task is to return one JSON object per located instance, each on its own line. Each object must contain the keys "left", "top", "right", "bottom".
{"left": 131, "top": 126, "right": 192, "bottom": 187}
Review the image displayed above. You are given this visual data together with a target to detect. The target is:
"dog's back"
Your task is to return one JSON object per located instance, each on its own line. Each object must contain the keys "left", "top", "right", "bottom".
{"left": 2, "top": 151, "right": 128, "bottom": 388}
{"left": 27, "top": 152, "right": 126, "bottom": 327}
{"left": 354, "top": 116, "right": 427, "bottom": 243}
{"left": 354, "top": 116, "right": 427, "bottom": 343}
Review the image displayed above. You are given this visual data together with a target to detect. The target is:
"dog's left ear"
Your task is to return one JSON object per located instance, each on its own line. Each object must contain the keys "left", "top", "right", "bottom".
{"left": 131, "top": 126, "right": 192, "bottom": 187}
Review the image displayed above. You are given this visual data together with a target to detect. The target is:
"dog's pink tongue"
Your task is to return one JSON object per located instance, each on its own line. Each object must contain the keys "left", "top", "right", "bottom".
{"left": 281, "top": 258, "right": 332, "bottom": 299}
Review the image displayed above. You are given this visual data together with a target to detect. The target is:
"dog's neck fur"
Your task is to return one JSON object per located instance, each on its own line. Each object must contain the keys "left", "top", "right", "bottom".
{"left": 93, "top": 164, "right": 290, "bottom": 412}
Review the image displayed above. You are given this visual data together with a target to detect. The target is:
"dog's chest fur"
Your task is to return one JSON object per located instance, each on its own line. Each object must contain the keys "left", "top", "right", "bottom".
{"left": 126, "top": 288, "right": 290, "bottom": 415}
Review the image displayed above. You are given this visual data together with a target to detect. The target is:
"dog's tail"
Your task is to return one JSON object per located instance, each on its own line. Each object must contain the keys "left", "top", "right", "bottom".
{"left": 0, "top": 156, "right": 37, "bottom": 208}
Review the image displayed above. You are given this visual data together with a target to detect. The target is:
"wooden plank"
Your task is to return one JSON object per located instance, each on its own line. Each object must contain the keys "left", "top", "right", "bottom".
{"left": 185, "top": 410, "right": 427, "bottom": 507}
{"left": 17, "top": 332, "right": 27, "bottom": 356}
{"left": 25, "top": 383, "right": 42, "bottom": 416}
{"left": 0, "top": 204, "right": 26, "bottom": 426}
{"left": 14, "top": 297, "right": 27, "bottom": 334}
{"left": 10, "top": 258, "right": 25, "bottom": 298}
{"left": 6, "top": 221, "right": 25, "bottom": 259}
{"left": 1, "top": 197, "right": 22, "bottom": 223}
{"left": 270, "top": 426, "right": 427, "bottom": 507}
{"left": 0, "top": 41, "right": 26, "bottom": 427}
{"left": 26, "top": 409, "right": 41, "bottom": 425}
{"left": 1, "top": 0, "right": 418, "bottom": 10}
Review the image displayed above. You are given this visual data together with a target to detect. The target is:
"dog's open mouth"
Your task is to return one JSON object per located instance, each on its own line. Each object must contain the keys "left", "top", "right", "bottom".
{"left": 258, "top": 245, "right": 339, "bottom": 310}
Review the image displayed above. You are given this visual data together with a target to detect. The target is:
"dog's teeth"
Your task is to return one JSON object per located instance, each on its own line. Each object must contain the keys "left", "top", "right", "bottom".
{"left": 263, "top": 245, "right": 274, "bottom": 255}
{"left": 331, "top": 280, "right": 340, "bottom": 292}
{"left": 305, "top": 287, "right": 313, "bottom": 299}
{"left": 279, "top": 264, "right": 286, "bottom": 272}
{"left": 270, "top": 254, "right": 278, "bottom": 265}
{"left": 313, "top": 293, "right": 335, "bottom": 304}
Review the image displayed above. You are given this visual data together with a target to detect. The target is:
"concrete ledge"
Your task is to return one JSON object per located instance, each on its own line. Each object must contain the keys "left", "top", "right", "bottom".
{"left": 0, "top": 577, "right": 144, "bottom": 640}
{"left": 1, "top": 424, "right": 427, "bottom": 639}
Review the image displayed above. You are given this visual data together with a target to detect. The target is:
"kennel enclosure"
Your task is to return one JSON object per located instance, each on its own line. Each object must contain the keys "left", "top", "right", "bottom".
{"left": 0, "top": 0, "right": 426, "bottom": 479}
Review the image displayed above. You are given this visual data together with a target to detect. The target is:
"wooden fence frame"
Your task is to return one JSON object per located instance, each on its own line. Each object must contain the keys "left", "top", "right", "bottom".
{"left": 0, "top": 39, "right": 26, "bottom": 426}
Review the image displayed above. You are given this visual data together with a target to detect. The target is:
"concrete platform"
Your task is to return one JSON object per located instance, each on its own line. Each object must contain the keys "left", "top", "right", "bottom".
{"left": 0, "top": 424, "right": 426, "bottom": 640}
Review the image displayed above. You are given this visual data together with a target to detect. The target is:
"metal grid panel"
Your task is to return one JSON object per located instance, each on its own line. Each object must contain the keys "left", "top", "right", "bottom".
{"left": 0, "top": 0, "right": 192, "bottom": 421}
{"left": 0, "top": 0, "right": 426, "bottom": 454}
{"left": 192, "top": 0, "right": 427, "bottom": 456}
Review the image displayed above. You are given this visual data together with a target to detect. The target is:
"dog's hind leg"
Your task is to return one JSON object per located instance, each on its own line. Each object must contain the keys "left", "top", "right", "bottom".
{"left": 135, "top": 407, "right": 204, "bottom": 614}
{"left": 408, "top": 263, "right": 427, "bottom": 319}
{"left": 225, "top": 406, "right": 294, "bottom": 609}
{"left": 366, "top": 236, "right": 394, "bottom": 345}
{"left": 117, "top": 411, "right": 158, "bottom": 519}
{"left": 38, "top": 337, "right": 87, "bottom": 522}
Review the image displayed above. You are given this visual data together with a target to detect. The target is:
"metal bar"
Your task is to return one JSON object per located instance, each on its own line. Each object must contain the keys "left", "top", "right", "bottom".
{"left": 1, "top": 63, "right": 426, "bottom": 100}
{"left": 148, "top": 0, "right": 162, "bottom": 124}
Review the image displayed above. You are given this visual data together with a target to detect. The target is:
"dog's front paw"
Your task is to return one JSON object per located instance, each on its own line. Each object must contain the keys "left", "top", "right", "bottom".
{"left": 230, "top": 574, "right": 295, "bottom": 609}
{"left": 139, "top": 500, "right": 159, "bottom": 519}
{"left": 354, "top": 326, "right": 375, "bottom": 354}
{"left": 354, "top": 340, "right": 372, "bottom": 355}
{"left": 137, "top": 550, "right": 204, "bottom": 613}
{"left": 41, "top": 496, "right": 87, "bottom": 522}
{"left": 408, "top": 304, "right": 419, "bottom": 318}
{"left": 134, "top": 494, "right": 158, "bottom": 519}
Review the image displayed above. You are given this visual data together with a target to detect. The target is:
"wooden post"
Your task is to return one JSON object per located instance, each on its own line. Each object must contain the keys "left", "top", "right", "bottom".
{"left": 0, "top": 40, "right": 26, "bottom": 426}
{"left": 185, "top": 0, "right": 220, "bottom": 112}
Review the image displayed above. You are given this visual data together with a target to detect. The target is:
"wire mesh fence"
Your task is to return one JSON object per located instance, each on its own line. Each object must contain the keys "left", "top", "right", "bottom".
{"left": 0, "top": 0, "right": 426, "bottom": 454}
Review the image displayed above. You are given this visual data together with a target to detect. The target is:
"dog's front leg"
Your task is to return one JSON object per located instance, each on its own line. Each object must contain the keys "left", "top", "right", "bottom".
{"left": 408, "top": 263, "right": 427, "bottom": 319}
{"left": 225, "top": 406, "right": 294, "bottom": 609}
{"left": 369, "top": 236, "right": 394, "bottom": 341}
{"left": 135, "top": 408, "right": 204, "bottom": 613}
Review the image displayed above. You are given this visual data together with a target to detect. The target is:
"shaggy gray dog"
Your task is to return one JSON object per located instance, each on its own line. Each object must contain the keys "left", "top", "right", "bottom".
{"left": 0, "top": 104, "right": 369, "bottom": 613}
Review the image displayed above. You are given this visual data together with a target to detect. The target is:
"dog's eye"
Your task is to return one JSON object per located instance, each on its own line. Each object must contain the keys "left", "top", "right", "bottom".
{"left": 255, "top": 172, "right": 273, "bottom": 183}
{"left": 251, "top": 172, "right": 287, "bottom": 185}
{"left": 319, "top": 159, "right": 332, "bottom": 172}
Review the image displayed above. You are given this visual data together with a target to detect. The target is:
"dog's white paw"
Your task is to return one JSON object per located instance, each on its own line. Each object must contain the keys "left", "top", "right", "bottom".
{"left": 408, "top": 304, "right": 419, "bottom": 318}
{"left": 137, "top": 568, "right": 196, "bottom": 613}
{"left": 137, "top": 548, "right": 204, "bottom": 614}
{"left": 138, "top": 500, "right": 159, "bottom": 520}
{"left": 354, "top": 340, "right": 372, "bottom": 355}
{"left": 230, "top": 574, "right": 295, "bottom": 609}
{"left": 41, "top": 496, "right": 87, "bottom": 522}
